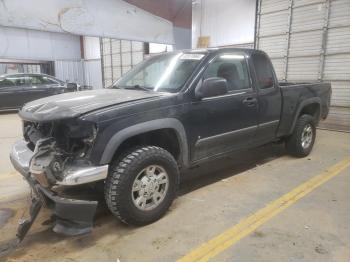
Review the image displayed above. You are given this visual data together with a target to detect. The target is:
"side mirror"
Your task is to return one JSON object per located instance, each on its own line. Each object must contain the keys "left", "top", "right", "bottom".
{"left": 66, "top": 82, "right": 78, "bottom": 91}
{"left": 195, "top": 77, "right": 228, "bottom": 99}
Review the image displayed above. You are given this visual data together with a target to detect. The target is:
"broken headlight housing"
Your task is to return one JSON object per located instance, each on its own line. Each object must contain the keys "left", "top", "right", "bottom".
{"left": 25, "top": 119, "right": 98, "bottom": 185}
{"left": 53, "top": 119, "right": 98, "bottom": 158}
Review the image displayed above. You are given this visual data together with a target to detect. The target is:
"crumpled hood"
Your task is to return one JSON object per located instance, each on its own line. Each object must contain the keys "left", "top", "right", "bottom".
{"left": 19, "top": 89, "right": 162, "bottom": 122}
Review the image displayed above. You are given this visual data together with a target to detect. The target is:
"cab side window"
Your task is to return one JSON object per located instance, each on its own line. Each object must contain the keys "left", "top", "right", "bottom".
{"left": 43, "top": 77, "right": 59, "bottom": 84}
{"left": 1, "top": 76, "right": 29, "bottom": 87}
{"left": 0, "top": 78, "right": 15, "bottom": 88}
{"left": 251, "top": 53, "right": 275, "bottom": 89}
{"left": 30, "top": 76, "right": 45, "bottom": 85}
{"left": 203, "top": 53, "right": 250, "bottom": 92}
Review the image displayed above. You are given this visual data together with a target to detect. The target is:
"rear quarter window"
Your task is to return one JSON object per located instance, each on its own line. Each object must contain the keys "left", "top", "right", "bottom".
{"left": 251, "top": 53, "right": 275, "bottom": 89}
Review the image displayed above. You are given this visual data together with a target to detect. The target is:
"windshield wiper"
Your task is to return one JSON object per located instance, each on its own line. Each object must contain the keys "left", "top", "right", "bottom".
{"left": 123, "top": 85, "right": 152, "bottom": 91}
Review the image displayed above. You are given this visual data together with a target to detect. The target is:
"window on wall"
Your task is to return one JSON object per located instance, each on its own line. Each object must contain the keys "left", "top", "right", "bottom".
{"left": 0, "top": 62, "right": 54, "bottom": 76}
{"left": 100, "top": 38, "right": 145, "bottom": 88}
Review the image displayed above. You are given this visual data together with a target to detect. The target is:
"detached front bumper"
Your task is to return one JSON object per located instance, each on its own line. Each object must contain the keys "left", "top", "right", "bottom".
{"left": 10, "top": 140, "right": 109, "bottom": 239}
{"left": 15, "top": 175, "right": 98, "bottom": 239}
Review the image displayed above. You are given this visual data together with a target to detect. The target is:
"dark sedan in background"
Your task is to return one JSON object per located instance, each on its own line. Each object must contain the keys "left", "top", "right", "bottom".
{"left": 0, "top": 73, "right": 78, "bottom": 111}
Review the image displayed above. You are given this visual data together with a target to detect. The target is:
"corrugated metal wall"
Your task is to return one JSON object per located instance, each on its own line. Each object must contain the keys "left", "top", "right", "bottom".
{"left": 54, "top": 60, "right": 84, "bottom": 85}
{"left": 84, "top": 60, "right": 103, "bottom": 89}
{"left": 0, "top": 26, "right": 87, "bottom": 86}
{"left": 256, "top": 0, "right": 350, "bottom": 131}
{"left": 0, "top": 64, "right": 6, "bottom": 74}
{"left": 0, "top": 26, "right": 81, "bottom": 61}
{"left": 101, "top": 38, "right": 145, "bottom": 87}
{"left": 83, "top": 36, "right": 103, "bottom": 89}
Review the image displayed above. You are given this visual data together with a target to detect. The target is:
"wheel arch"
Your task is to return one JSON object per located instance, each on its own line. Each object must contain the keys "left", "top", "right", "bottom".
{"left": 288, "top": 97, "right": 321, "bottom": 135}
{"left": 100, "top": 118, "right": 189, "bottom": 168}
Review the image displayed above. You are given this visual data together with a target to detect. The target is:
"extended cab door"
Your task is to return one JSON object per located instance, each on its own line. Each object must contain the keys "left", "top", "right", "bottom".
{"left": 250, "top": 52, "right": 282, "bottom": 144}
{"left": 189, "top": 52, "right": 258, "bottom": 161}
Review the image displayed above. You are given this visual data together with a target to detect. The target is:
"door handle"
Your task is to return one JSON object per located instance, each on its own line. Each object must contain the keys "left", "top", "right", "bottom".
{"left": 242, "top": 97, "right": 257, "bottom": 107}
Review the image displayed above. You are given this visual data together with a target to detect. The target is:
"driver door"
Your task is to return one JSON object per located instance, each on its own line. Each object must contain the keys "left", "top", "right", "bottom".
{"left": 188, "top": 52, "right": 259, "bottom": 162}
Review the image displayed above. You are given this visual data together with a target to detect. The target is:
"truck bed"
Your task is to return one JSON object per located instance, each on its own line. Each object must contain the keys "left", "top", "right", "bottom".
{"left": 277, "top": 82, "right": 331, "bottom": 137}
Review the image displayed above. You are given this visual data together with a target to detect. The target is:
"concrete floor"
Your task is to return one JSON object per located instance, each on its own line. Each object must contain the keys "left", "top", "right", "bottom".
{"left": 0, "top": 113, "right": 349, "bottom": 262}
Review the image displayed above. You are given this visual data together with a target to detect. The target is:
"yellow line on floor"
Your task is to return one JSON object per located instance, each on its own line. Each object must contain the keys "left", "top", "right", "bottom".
{"left": 178, "top": 156, "right": 350, "bottom": 262}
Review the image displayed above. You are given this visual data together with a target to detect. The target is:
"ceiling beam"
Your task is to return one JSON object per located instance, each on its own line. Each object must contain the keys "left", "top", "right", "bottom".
{"left": 0, "top": 0, "right": 174, "bottom": 44}
{"left": 125, "top": 0, "right": 192, "bottom": 29}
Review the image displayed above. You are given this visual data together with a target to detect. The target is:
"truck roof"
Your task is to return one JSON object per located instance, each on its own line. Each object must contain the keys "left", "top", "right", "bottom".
{"left": 181, "top": 47, "right": 262, "bottom": 56}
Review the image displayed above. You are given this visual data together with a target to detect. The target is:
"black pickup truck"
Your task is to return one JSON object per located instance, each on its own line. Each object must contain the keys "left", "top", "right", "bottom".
{"left": 10, "top": 48, "right": 331, "bottom": 239}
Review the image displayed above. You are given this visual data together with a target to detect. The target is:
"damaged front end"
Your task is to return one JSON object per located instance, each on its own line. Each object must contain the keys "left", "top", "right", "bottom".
{"left": 10, "top": 118, "right": 108, "bottom": 241}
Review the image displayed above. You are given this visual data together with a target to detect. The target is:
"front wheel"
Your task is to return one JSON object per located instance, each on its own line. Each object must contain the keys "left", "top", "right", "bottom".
{"left": 105, "top": 146, "right": 179, "bottom": 226}
{"left": 285, "top": 114, "right": 316, "bottom": 157}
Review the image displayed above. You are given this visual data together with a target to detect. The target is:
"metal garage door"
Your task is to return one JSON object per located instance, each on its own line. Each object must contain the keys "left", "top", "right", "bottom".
{"left": 100, "top": 38, "right": 145, "bottom": 88}
{"left": 255, "top": 0, "right": 350, "bottom": 131}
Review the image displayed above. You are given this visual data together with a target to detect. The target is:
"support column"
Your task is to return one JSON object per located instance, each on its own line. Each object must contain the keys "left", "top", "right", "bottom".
{"left": 318, "top": 0, "right": 331, "bottom": 81}
{"left": 284, "top": 0, "right": 294, "bottom": 81}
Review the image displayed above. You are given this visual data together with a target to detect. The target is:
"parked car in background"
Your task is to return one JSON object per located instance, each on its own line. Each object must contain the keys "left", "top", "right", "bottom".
{"left": 0, "top": 73, "right": 78, "bottom": 111}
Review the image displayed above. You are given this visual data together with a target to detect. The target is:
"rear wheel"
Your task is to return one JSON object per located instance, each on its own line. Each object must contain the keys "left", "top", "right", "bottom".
{"left": 105, "top": 146, "right": 179, "bottom": 225}
{"left": 285, "top": 114, "right": 316, "bottom": 157}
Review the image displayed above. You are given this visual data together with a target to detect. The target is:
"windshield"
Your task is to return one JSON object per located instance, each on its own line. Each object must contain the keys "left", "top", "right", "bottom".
{"left": 113, "top": 52, "right": 205, "bottom": 93}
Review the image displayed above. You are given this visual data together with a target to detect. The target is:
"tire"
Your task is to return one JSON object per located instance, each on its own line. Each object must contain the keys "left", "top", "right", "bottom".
{"left": 105, "top": 146, "right": 179, "bottom": 226}
{"left": 285, "top": 114, "right": 316, "bottom": 157}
